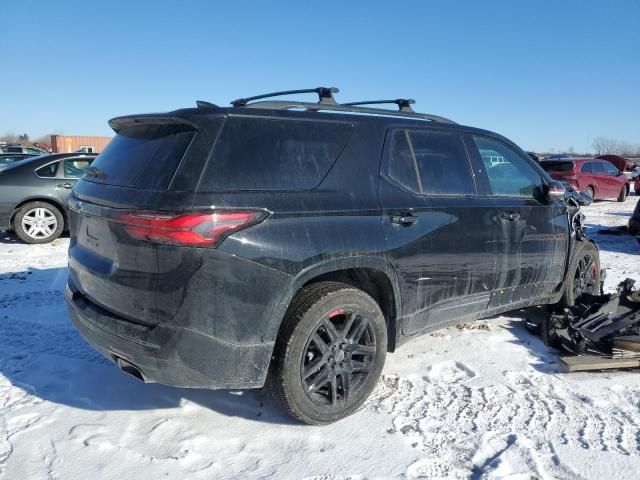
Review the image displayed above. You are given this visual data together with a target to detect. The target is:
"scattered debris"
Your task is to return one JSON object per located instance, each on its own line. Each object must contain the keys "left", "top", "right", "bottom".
{"left": 456, "top": 321, "right": 490, "bottom": 331}
{"left": 529, "top": 278, "right": 640, "bottom": 371}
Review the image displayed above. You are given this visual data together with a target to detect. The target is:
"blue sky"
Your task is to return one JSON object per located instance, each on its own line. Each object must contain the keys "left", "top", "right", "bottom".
{"left": 1, "top": 0, "right": 638, "bottom": 152}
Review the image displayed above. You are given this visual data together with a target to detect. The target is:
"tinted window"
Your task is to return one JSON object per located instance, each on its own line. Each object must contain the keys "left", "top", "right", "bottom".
{"left": 580, "top": 162, "right": 592, "bottom": 173}
{"left": 473, "top": 136, "right": 541, "bottom": 198}
{"left": 604, "top": 162, "right": 619, "bottom": 174}
{"left": 388, "top": 130, "right": 420, "bottom": 193}
{"left": 592, "top": 161, "right": 606, "bottom": 174}
{"left": 0, "top": 155, "right": 25, "bottom": 166}
{"left": 35, "top": 162, "right": 58, "bottom": 177}
{"left": 63, "top": 158, "right": 93, "bottom": 178}
{"left": 388, "top": 129, "right": 475, "bottom": 195}
{"left": 199, "top": 117, "right": 353, "bottom": 191}
{"left": 541, "top": 161, "right": 574, "bottom": 173}
{"left": 87, "top": 124, "right": 194, "bottom": 189}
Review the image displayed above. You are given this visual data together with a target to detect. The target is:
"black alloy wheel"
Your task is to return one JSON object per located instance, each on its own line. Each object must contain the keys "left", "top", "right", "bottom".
{"left": 301, "top": 308, "right": 376, "bottom": 407}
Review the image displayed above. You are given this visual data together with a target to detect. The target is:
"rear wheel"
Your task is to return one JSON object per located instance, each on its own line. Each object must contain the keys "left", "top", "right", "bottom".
{"left": 559, "top": 240, "right": 601, "bottom": 307}
{"left": 617, "top": 185, "right": 629, "bottom": 202}
{"left": 585, "top": 186, "right": 594, "bottom": 200}
{"left": 13, "top": 201, "right": 64, "bottom": 244}
{"left": 269, "top": 282, "right": 387, "bottom": 424}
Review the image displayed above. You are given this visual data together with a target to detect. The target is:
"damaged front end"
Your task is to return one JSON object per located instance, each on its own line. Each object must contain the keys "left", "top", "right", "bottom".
{"left": 548, "top": 278, "right": 640, "bottom": 357}
{"left": 530, "top": 279, "right": 640, "bottom": 371}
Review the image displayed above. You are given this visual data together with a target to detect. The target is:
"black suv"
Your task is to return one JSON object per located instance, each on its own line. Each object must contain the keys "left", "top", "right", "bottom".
{"left": 66, "top": 88, "right": 600, "bottom": 424}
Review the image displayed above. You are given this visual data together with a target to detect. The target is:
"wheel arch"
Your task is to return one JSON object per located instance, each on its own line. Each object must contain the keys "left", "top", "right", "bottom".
{"left": 11, "top": 196, "right": 67, "bottom": 229}
{"left": 273, "top": 258, "right": 402, "bottom": 353}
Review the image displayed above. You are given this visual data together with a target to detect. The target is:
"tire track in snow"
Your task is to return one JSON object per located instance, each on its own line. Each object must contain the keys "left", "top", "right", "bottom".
{"left": 369, "top": 361, "right": 640, "bottom": 476}
{"left": 0, "top": 377, "right": 44, "bottom": 476}
{"left": 0, "top": 290, "right": 63, "bottom": 310}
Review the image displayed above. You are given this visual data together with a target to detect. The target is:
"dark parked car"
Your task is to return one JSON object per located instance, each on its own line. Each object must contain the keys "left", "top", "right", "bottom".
{"left": 629, "top": 198, "right": 640, "bottom": 235}
{"left": 540, "top": 158, "right": 630, "bottom": 201}
{"left": 0, "top": 153, "right": 39, "bottom": 167}
{"left": 0, "top": 153, "right": 96, "bottom": 243}
{"left": 65, "top": 88, "right": 601, "bottom": 424}
{"left": 1, "top": 143, "right": 48, "bottom": 155}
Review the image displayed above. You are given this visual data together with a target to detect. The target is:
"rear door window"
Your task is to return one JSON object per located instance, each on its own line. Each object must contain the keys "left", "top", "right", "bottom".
{"left": 387, "top": 129, "right": 475, "bottom": 195}
{"left": 592, "top": 162, "right": 606, "bottom": 174}
{"left": 85, "top": 124, "right": 195, "bottom": 189}
{"left": 63, "top": 158, "right": 94, "bottom": 178}
{"left": 580, "top": 162, "right": 592, "bottom": 173}
{"left": 198, "top": 117, "right": 353, "bottom": 191}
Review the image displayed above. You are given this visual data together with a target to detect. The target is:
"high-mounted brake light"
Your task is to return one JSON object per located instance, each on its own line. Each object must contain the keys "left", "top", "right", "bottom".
{"left": 117, "top": 210, "right": 267, "bottom": 247}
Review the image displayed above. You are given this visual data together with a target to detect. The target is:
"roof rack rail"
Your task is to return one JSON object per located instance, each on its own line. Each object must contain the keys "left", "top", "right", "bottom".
{"left": 231, "top": 87, "right": 339, "bottom": 107}
{"left": 241, "top": 100, "right": 457, "bottom": 124}
{"left": 342, "top": 99, "right": 416, "bottom": 113}
{"left": 196, "top": 100, "right": 219, "bottom": 108}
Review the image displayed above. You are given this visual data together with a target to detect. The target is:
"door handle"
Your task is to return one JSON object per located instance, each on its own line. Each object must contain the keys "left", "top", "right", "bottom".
{"left": 390, "top": 213, "right": 417, "bottom": 226}
{"left": 59, "top": 183, "right": 73, "bottom": 189}
{"left": 500, "top": 212, "right": 520, "bottom": 221}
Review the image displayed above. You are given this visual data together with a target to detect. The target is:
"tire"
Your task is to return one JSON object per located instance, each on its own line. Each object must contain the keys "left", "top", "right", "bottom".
{"left": 585, "top": 186, "right": 594, "bottom": 200}
{"left": 617, "top": 185, "right": 629, "bottom": 202}
{"left": 269, "top": 281, "right": 387, "bottom": 425}
{"left": 13, "top": 201, "right": 64, "bottom": 244}
{"left": 559, "top": 240, "right": 601, "bottom": 307}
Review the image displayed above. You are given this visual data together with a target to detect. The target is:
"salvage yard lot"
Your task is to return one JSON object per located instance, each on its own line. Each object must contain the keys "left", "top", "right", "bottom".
{"left": 1, "top": 197, "right": 639, "bottom": 479}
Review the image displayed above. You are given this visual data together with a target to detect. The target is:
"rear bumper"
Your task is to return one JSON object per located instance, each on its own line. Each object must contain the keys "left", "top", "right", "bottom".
{"left": 65, "top": 280, "right": 274, "bottom": 389}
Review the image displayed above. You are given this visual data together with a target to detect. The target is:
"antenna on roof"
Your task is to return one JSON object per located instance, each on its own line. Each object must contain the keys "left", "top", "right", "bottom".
{"left": 342, "top": 99, "right": 416, "bottom": 113}
{"left": 196, "top": 100, "right": 219, "bottom": 108}
{"left": 231, "top": 87, "right": 339, "bottom": 107}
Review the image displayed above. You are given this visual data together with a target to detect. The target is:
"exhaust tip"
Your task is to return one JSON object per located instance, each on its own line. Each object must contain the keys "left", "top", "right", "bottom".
{"left": 116, "top": 358, "right": 145, "bottom": 382}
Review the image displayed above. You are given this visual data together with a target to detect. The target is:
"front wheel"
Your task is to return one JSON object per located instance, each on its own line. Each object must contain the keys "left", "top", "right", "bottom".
{"left": 585, "top": 186, "right": 594, "bottom": 200}
{"left": 559, "top": 240, "right": 601, "bottom": 307}
{"left": 617, "top": 185, "right": 629, "bottom": 202}
{"left": 13, "top": 201, "right": 64, "bottom": 244}
{"left": 269, "top": 282, "right": 387, "bottom": 424}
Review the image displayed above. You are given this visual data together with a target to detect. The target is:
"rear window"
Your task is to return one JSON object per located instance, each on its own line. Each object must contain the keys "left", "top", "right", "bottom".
{"left": 541, "top": 161, "right": 574, "bottom": 173}
{"left": 86, "top": 124, "right": 194, "bottom": 189}
{"left": 198, "top": 117, "right": 353, "bottom": 191}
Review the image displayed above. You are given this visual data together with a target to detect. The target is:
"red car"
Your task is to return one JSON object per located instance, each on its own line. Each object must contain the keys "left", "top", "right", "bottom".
{"left": 540, "top": 158, "right": 630, "bottom": 201}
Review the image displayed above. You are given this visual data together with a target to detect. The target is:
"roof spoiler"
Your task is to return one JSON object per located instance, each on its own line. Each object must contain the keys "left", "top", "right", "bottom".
{"left": 108, "top": 115, "right": 198, "bottom": 133}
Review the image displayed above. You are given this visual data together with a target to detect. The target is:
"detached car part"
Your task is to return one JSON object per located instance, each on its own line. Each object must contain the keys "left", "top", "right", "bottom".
{"left": 528, "top": 278, "right": 640, "bottom": 371}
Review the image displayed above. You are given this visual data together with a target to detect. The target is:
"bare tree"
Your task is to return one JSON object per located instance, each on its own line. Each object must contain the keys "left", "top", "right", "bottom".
{"left": 0, "top": 132, "right": 18, "bottom": 143}
{"left": 592, "top": 136, "right": 617, "bottom": 155}
{"left": 592, "top": 136, "right": 640, "bottom": 157}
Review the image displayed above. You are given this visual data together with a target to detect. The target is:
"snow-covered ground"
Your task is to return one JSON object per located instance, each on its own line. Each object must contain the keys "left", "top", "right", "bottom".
{"left": 1, "top": 196, "right": 639, "bottom": 480}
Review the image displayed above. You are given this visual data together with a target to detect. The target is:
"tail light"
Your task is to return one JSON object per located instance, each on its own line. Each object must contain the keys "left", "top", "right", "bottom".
{"left": 116, "top": 210, "right": 267, "bottom": 247}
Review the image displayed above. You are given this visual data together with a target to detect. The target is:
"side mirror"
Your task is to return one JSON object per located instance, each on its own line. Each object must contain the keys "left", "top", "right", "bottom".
{"left": 545, "top": 181, "right": 567, "bottom": 203}
{"left": 574, "top": 191, "right": 593, "bottom": 206}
